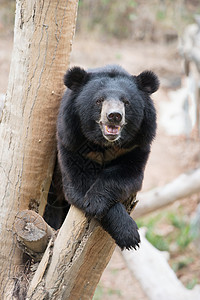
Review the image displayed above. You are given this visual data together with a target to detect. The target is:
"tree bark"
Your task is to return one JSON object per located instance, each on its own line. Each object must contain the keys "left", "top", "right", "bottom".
{"left": 0, "top": 0, "right": 78, "bottom": 298}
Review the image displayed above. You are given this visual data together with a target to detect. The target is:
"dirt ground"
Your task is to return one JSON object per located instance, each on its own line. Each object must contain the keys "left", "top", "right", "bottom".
{"left": 1, "top": 34, "right": 200, "bottom": 299}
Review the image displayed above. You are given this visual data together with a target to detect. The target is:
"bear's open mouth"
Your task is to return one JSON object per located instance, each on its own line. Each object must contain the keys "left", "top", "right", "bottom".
{"left": 100, "top": 123, "right": 122, "bottom": 141}
{"left": 104, "top": 124, "right": 121, "bottom": 135}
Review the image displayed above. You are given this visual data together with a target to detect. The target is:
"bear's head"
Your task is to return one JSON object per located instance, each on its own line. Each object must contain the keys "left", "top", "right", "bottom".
{"left": 63, "top": 65, "right": 159, "bottom": 148}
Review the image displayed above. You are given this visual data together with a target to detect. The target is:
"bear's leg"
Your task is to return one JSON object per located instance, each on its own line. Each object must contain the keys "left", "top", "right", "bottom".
{"left": 44, "top": 160, "right": 70, "bottom": 229}
{"left": 100, "top": 202, "right": 140, "bottom": 250}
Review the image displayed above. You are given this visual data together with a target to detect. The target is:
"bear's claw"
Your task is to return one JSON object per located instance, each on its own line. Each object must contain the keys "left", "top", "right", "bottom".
{"left": 100, "top": 202, "right": 140, "bottom": 250}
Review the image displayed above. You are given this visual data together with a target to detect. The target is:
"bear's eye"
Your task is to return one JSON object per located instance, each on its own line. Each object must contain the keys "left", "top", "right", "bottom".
{"left": 121, "top": 97, "right": 130, "bottom": 106}
{"left": 96, "top": 97, "right": 104, "bottom": 105}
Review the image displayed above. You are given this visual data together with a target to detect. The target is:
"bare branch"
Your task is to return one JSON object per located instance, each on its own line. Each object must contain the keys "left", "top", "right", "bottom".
{"left": 135, "top": 168, "right": 200, "bottom": 218}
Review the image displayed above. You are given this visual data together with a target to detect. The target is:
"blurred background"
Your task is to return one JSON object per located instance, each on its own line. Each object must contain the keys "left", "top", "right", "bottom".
{"left": 0, "top": 1, "right": 200, "bottom": 299}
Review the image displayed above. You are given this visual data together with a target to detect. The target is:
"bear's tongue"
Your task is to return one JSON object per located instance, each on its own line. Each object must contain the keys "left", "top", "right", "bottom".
{"left": 105, "top": 125, "right": 120, "bottom": 135}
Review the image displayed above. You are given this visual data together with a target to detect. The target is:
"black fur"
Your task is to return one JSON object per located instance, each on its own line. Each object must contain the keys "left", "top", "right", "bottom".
{"left": 47, "top": 65, "right": 159, "bottom": 250}
{"left": 135, "top": 70, "right": 159, "bottom": 94}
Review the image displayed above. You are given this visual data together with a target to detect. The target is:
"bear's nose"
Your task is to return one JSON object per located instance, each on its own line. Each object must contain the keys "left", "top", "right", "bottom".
{"left": 107, "top": 112, "right": 122, "bottom": 123}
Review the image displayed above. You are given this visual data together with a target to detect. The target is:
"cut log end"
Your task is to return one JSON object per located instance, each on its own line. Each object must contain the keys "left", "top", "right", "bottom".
{"left": 14, "top": 210, "right": 54, "bottom": 255}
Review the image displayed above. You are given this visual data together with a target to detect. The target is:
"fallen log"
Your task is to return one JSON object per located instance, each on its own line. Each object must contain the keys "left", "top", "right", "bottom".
{"left": 122, "top": 228, "right": 200, "bottom": 300}
{"left": 135, "top": 168, "right": 200, "bottom": 218}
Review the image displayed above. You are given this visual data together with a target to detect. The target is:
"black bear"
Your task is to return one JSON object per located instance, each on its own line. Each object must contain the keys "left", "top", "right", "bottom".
{"left": 49, "top": 65, "right": 159, "bottom": 250}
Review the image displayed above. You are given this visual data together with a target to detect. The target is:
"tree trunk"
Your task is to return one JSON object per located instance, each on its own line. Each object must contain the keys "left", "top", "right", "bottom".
{"left": 0, "top": 0, "right": 78, "bottom": 298}
{"left": 12, "top": 208, "right": 116, "bottom": 299}
{"left": 13, "top": 199, "right": 137, "bottom": 299}
{"left": 26, "top": 206, "right": 116, "bottom": 300}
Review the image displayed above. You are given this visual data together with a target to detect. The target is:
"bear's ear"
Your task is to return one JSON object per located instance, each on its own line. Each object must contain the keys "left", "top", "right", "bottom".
{"left": 135, "top": 71, "right": 159, "bottom": 94}
{"left": 64, "top": 66, "right": 89, "bottom": 90}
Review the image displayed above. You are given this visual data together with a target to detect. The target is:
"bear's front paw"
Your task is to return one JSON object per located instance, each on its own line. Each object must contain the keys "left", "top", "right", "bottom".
{"left": 100, "top": 202, "right": 140, "bottom": 250}
{"left": 115, "top": 218, "right": 140, "bottom": 250}
{"left": 83, "top": 195, "right": 110, "bottom": 218}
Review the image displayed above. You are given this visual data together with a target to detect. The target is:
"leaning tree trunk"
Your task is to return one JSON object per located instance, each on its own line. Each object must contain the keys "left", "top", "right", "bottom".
{"left": 0, "top": 0, "right": 78, "bottom": 298}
